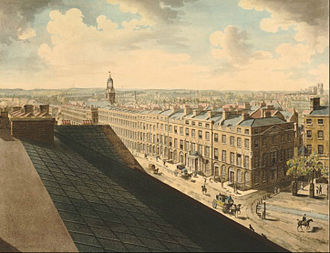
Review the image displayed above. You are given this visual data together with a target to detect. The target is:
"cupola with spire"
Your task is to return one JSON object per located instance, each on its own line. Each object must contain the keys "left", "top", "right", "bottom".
{"left": 105, "top": 71, "right": 116, "bottom": 104}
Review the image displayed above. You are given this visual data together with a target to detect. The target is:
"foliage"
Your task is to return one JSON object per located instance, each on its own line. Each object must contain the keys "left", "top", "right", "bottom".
{"left": 286, "top": 156, "right": 307, "bottom": 178}
{"left": 286, "top": 153, "right": 325, "bottom": 180}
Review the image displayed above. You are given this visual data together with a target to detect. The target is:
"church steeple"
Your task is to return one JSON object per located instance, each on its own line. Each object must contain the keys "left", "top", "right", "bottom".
{"left": 105, "top": 71, "right": 115, "bottom": 104}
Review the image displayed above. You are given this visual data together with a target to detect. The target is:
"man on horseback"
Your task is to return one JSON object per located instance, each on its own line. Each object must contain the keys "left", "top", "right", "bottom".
{"left": 297, "top": 214, "right": 313, "bottom": 231}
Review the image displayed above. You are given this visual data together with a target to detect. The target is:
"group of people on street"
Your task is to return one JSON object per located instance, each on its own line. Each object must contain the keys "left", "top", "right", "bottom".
{"left": 315, "top": 184, "right": 323, "bottom": 195}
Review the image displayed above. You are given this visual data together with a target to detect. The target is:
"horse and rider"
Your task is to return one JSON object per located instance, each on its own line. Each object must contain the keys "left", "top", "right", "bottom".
{"left": 297, "top": 214, "right": 313, "bottom": 231}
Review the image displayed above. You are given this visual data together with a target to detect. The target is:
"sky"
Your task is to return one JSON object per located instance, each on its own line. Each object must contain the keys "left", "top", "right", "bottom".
{"left": 0, "top": 0, "right": 328, "bottom": 91}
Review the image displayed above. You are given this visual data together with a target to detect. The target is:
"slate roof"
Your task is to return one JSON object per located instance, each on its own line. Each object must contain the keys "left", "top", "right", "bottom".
{"left": 309, "top": 106, "right": 329, "bottom": 116}
{"left": 21, "top": 125, "right": 286, "bottom": 252}
{"left": 209, "top": 114, "right": 222, "bottom": 122}
{"left": 22, "top": 135, "right": 200, "bottom": 252}
{"left": 239, "top": 117, "right": 286, "bottom": 127}
{"left": 159, "top": 109, "right": 175, "bottom": 116}
{"left": 194, "top": 112, "right": 209, "bottom": 120}
{"left": 169, "top": 109, "right": 184, "bottom": 120}
{"left": 221, "top": 115, "right": 242, "bottom": 127}
{"left": 278, "top": 110, "right": 293, "bottom": 120}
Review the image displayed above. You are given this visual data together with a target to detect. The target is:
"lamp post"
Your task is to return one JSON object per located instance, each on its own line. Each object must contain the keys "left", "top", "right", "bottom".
{"left": 309, "top": 169, "right": 315, "bottom": 198}
{"left": 292, "top": 163, "right": 298, "bottom": 196}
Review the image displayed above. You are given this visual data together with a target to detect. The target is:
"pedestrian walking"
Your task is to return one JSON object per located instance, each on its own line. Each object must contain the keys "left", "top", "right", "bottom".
{"left": 316, "top": 186, "right": 319, "bottom": 195}
{"left": 249, "top": 224, "right": 255, "bottom": 232}
{"left": 319, "top": 184, "right": 322, "bottom": 194}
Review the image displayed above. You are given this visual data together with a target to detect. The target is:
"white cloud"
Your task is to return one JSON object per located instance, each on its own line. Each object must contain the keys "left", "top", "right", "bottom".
{"left": 238, "top": 0, "right": 329, "bottom": 53}
{"left": 35, "top": 8, "right": 209, "bottom": 89}
{"left": 209, "top": 26, "right": 251, "bottom": 65}
{"left": 208, "top": 24, "right": 325, "bottom": 91}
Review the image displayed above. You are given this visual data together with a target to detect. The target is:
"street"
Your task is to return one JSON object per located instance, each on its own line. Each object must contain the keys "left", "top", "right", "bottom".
{"left": 133, "top": 152, "right": 329, "bottom": 252}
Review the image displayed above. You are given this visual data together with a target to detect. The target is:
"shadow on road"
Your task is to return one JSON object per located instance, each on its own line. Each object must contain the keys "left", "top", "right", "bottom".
{"left": 295, "top": 193, "right": 309, "bottom": 197}
{"left": 238, "top": 217, "right": 248, "bottom": 220}
{"left": 264, "top": 217, "right": 279, "bottom": 221}
{"left": 313, "top": 195, "right": 326, "bottom": 200}
{"left": 308, "top": 226, "right": 323, "bottom": 233}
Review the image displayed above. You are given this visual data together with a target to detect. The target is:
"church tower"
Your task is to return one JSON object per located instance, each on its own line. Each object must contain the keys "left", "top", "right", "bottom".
{"left": 105, "top": 71, "right": 115, "bottom": 105}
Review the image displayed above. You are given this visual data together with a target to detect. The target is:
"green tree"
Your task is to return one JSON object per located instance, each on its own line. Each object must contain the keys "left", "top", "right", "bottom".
{"left": 286, "top": 153, "right": 322, "bottom": 181}
{"left": 286, "top": 153, "right": 325, "bottom": 196}
{"left": 286, "top": 156, "right": 307, "bottom": 179}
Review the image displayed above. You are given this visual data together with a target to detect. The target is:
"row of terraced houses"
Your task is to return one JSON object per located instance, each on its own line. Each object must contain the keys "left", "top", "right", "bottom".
{"left": 60, "top": 98, "right": 302, "bottom": 190}
{"left": 58, "top": 75, "right": 330, "bottom": 190}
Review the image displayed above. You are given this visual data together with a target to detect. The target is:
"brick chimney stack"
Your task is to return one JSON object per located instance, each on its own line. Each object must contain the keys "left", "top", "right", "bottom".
{"left": 192, "top": 108, "right": 202, "bottom": 117}
{"left": 222, "top": 109, "right": 230, "bottom": 120}
{"left": 40, "top": 105, "right": 49, "bottom": 114}
{"left": 207, "top": 110, "right": 216, "bottom": 118}
{"left": 242, "top": 111, "right": 250, "bottom": 120}
{"left": 24, "top": 104, "right": 34, "bottom": 114}
{"left": 310, "top": 97, "right": 320, "bottom": 110}
{"left": 184, "top": 105, "right": 192, "bottom": 115}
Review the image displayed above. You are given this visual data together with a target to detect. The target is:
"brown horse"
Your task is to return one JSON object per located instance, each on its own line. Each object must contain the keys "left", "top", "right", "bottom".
{"left": 297, "top": 218, "right": 313, "bottom": 231}
{"left": 228, "top": 204, "right": 242, "bottom": 217}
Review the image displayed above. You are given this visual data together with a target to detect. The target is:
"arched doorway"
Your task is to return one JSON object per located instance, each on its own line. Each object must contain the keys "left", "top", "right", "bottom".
{"left": 229, "top": 167, "right": 235, "bottom": 183}
{"left": 195, "top": 158, "right": 198, "bottom": 171}
{"left": 221, "top": 165, "right": 226, "bottom": 180}
{"left": 244, "top": 172, "right": 249, "bottom": 186}
{"left": 237, "top": 169, "right": 242, "bottom": 184}
{"left": 164, "top": 147, "right": 168, "bottom": 158}
{"left": 180, "top": 152, "right": 184, "bottom": 163}
{"left": 205, "top": 160, "right": 210, "bottom": 175}
{"left": 214, "top": 164, "right": 219, "bottom": 177}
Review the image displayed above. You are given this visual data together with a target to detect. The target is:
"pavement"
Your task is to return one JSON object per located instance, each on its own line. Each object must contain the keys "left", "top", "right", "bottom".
{"left": 133, "top": 151, "right": 329, "bottom": 253}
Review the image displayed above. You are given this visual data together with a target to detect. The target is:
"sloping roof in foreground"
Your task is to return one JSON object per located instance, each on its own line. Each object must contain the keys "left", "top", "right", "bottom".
{"left": 0, "top": 137, "right": 77, "bottom": 252}
{"left": 21, "top": 125, "right": 287, "bottom": 252}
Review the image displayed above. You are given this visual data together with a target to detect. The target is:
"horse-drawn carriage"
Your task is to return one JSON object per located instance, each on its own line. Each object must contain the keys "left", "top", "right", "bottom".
{"left": 212, "top": 193, "right": 241, "bottom": 216}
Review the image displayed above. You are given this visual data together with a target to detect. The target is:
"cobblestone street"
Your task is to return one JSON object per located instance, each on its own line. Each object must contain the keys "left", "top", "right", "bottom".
{"left": 134, "top": 153, "right": 329, "bottom": 252}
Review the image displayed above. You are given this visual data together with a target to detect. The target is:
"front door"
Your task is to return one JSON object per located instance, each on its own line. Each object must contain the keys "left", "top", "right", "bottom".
{"left": 214, "top": 166, "right": 219, "bottom": 176}
{"left": 195, "top": 158, "right": 198, "bottom": 171}
{"left": 229, "top": 171, "right": 235, "bottom": 182}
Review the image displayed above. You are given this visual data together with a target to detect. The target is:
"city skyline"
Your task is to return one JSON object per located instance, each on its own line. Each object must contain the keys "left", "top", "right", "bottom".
{"left": 0, "top": 0, "right": 329, "bottom": 91}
